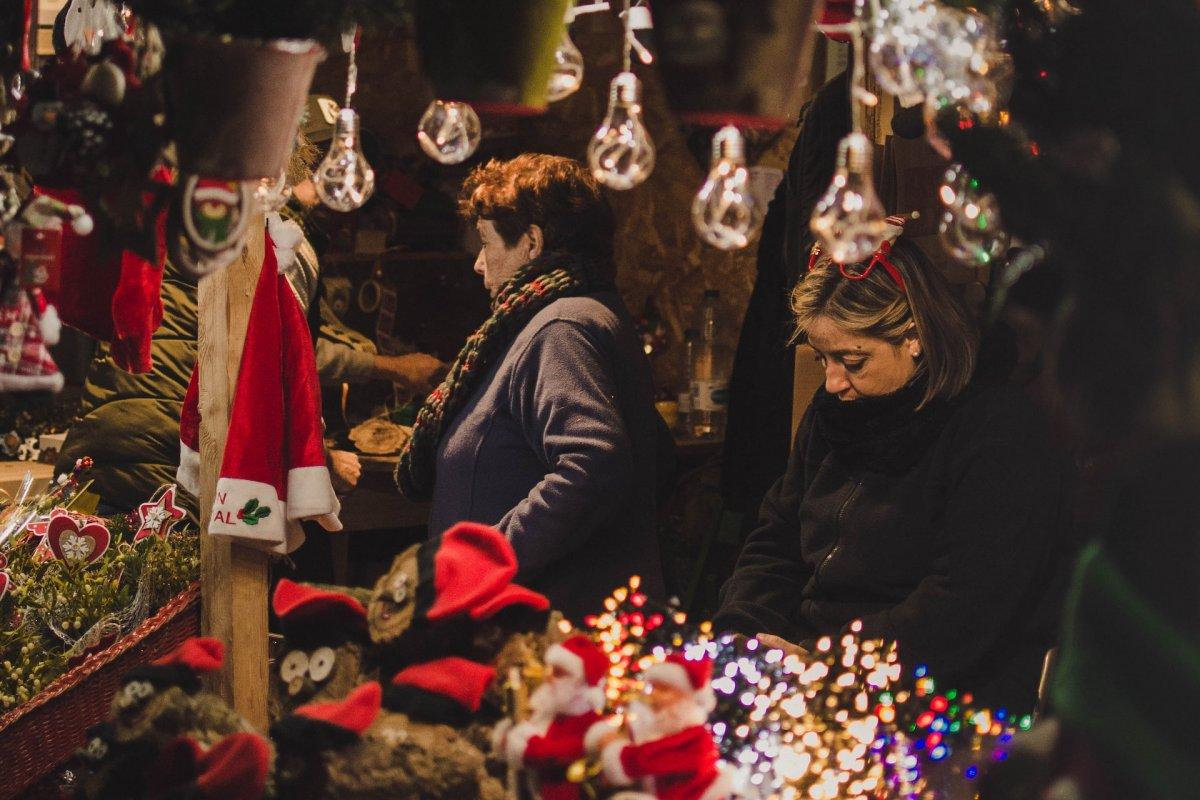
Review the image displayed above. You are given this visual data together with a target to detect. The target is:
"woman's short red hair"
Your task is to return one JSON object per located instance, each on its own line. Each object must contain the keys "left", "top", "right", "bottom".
{"left": 458, "top": 154, "right": 615, "bottom": 261}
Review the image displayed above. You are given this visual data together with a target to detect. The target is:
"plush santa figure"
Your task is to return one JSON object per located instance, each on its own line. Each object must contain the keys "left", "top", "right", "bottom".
{"left": 595, "top": 652, "right": 734, "bottom": 800}
{"left": 497, "top": 635, "right": 614, "bottom": 800}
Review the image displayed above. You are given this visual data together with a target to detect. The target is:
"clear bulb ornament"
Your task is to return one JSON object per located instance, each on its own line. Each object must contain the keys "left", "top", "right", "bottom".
{"left": 867, "top": 0, "right": 937, "bottom": 105}
{"left": 810, "top": 132, "right": 890, "bottom": 264}
{"left": 315, "top": 108, "right": 376, "bottom": 212}
{"left": 547, "top": 29, "right": 585, "bottom": 103}
{"left": 254, "top": 170, "right": 292, "bottom": 213}
{"left": 937, "top": 164, "right": 1008, "bottom": 265}
{"left": 691, "top": 126, "right": 761, "bottom": 250}
{"left": 588, "top": 71, "right": 655, "bottom": 191}
{"left": 417, "top": 100, "right": 482, "bottom": 165}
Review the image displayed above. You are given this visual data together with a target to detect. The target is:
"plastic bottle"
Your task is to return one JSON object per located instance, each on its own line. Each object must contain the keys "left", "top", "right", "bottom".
{"left": 689, "top": 290, "right": 731, "bottom": 439}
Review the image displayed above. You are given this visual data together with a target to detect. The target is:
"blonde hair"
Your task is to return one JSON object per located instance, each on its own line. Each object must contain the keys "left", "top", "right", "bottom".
{"left": 791, "top": 239, "right": 979, "bottom": 406}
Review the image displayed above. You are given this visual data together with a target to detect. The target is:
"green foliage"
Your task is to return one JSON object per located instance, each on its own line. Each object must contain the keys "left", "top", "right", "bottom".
{"left": 0, "top": 515, "right": 199, "bottom": 713}
{"left": 124, "top": 0, "right": 409, "bottom": 43}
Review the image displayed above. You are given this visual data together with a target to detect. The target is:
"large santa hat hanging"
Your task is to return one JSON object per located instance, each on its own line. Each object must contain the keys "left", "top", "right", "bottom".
{"left": 176, "top": 223, "right": 340, "bottom": 553}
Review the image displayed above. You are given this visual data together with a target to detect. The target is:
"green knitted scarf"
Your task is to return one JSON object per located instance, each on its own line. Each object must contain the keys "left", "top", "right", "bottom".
{"left": 395, "top": 257, "right": 589, "bottom": 499}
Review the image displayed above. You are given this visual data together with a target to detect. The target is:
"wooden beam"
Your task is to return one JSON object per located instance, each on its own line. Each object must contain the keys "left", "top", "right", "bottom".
{"left": 198, "top": 219, "right": 269, "bottom": 730}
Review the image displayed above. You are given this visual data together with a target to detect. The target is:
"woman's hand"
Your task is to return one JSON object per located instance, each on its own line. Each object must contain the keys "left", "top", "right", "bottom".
{"left": 755, "top": 633, "right": 811, "bottom": 660}
{"left": 329, "top": 449, "right": 362, "bottom": 493}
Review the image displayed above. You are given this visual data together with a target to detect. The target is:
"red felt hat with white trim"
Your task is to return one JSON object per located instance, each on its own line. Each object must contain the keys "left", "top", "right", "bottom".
{"left": 178, "top": 226, "right": 341, "bottom": 554}
{"left": 545, "top": 635, "right": 608, "bottom": 687}
{"left": 642, "top": 651, "right": 716, "bottom": 713}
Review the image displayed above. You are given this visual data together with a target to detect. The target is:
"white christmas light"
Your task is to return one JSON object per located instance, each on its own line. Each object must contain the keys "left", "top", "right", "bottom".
{"left": 587, "top": 71, "right": 655, "bottom": 190}
{"left": 254, "top": 170, "right": 292, "bottom": 213}
{"left": 810, "top": 133, "right": 889, "bottom": 264}
{"left": 691, "top": 126, "right": 761, "bottom": 250}
{"left": 417, "top": 99, "right": 482, "bottom": 165}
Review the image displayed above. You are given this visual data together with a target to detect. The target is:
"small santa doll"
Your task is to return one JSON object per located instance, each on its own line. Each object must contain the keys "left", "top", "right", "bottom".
{"left": 495, "top": 635, "right": 614, "bottom": 800}
{"left": 594, "top": 651, "right": 735, "bottom": 800}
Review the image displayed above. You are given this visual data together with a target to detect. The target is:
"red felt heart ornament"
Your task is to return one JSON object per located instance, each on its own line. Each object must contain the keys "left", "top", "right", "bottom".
{"left": 46, "top": 510, "right": 111, "bottom": 565}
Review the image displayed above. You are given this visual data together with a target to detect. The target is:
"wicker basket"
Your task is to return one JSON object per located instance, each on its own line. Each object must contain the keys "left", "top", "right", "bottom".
{"left": 0, "top": 583, "right": 201, "bottom": 800}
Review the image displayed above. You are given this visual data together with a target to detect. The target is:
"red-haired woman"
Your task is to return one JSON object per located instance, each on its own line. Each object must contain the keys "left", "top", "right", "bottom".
{"left": 396, "top": 154, "right": 667, "bottom": 620}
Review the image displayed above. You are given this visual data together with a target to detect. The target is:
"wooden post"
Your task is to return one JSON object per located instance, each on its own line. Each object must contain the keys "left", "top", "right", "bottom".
{"left": 197, "top": 219, "right": 270, "bottom": 730}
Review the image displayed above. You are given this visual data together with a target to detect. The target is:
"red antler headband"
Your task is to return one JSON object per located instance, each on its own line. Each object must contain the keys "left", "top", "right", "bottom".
{"left": 807, "top": 214, "right": 914, "bottom": 293}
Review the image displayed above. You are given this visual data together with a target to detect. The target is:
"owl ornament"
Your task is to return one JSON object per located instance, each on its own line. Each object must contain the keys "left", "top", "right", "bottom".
{"left": 270, "top": 579, "right": 378, "bottom": 720}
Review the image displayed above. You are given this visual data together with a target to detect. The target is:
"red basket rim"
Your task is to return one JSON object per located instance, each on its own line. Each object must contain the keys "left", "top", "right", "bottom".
{"left": 0, "top": 581, "right": 201, "bottom": 733}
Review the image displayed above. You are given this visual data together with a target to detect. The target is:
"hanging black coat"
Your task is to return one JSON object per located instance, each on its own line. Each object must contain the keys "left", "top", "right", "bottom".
{"left": 715, "top": 342, "right": 1072, "bottom": 710}
{"left": 720, "top": 70, "right": 850, "bottom": 512}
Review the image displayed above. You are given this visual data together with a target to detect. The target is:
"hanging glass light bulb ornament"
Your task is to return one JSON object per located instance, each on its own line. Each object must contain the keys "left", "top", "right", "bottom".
{"left": 588, "top": 71, "right": 655, "bottom": 190}
{"left": 691, "top": 126, "right": 760, "bottom": 250}
{"left": 316, "top": 25, "right": 376, "bottom": 210}
{"left": 547, "top": 4, "right": 587, "bottom": 103}
{"left": 254, "top": 170, "right": 292, "bottom": 213}
{"left": 937, "top": 164, "right": 1008, "bottom": 266}
{"left": 810, "top": 132, "right": 890, "bottom": 265}
{"left": 315, "top": 108, "right": 377, "bottom": 211}
{"left": 417, "top": 100, "right": 482, "bottom": 165}
{"left": 867, "top": 0, "right": 937, "bottom": 106}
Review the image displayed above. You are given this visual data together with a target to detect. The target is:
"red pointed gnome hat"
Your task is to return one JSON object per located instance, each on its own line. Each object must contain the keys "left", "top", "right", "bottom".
{"left": 153, "top": 637, "right": 225, "bottom": 672}
{"left": 294, "top": 681, "right": 382, "bottom": 736}
{"left": 642, "top": 651, "right": 716, "bottom": 713}
{"left": 421, "top": 522, "right": 550, "bottom": 622}
{"left": 388, "top": 657, "right": 495, "bottom": 715}
{"left": 151, "top": 732, "right": 269, "bottom": 800}
{"left": 546, "top": 635, "right": 608, "bottom": 687}
{"left": 272, "top": 578, "right": 368, "bottom": 641}
{"left": 123, "top": 637, "right": 224, "bottom": 694}
{"left": 187, "top": 226, "right": 341, "bottom": 554}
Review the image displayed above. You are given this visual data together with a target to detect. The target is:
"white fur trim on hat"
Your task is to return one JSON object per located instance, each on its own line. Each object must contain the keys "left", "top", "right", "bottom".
{"left": 193, "top": 184, "right": 240, "bottom": 204}
{"left": 545, "top": 643, "right": 585, "bottom": 681}
{"left": 0, "top": 371, "right": 64, "bottom": 392}
{"left": 176, "top": 440, "right": 200, "bottom": 497}
{"left": 642, "top": 662, "right": 717, "bottom": 714}
{"left": 600, "top": 739, "right": 633, "bottom": 786}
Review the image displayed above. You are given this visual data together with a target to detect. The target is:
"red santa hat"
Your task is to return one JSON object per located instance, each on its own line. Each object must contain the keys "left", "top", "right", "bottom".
{"left": 818, "top": 0, "right": 854, "bottom": 42}
{"left": 272, "top": 578, "right": 368, "bottom": 646}
{"left": 545, "top": 635, "right": 609, "bottom": 708}
{"left": 150, "top": 732, "right": 270, "bottom": 800}
{"left": 642, "top": 652, "right": 716, "bottom": 714}
{"left": 177, "top": 225, "right": 341, "bottom": 554}
{"left": 386, "top": 657, "right": 495, "bottom": 724}
{"left": 421, "top": 522, "right": 550, "bottom": 622}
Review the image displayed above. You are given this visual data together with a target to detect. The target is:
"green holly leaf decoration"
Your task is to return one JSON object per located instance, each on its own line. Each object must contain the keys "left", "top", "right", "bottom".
{"left": 238, "top": 499, "right": 271, "bottom": 526}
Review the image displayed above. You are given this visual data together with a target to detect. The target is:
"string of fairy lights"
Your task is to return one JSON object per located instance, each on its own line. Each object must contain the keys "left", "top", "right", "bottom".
{"left": 573, "top": 577, "right": 1027, "bottom": 799}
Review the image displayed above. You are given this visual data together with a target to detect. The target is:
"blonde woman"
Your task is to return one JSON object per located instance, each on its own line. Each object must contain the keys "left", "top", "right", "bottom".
{"left": 714, "top": 233, "right": 1070, "bottom": 710}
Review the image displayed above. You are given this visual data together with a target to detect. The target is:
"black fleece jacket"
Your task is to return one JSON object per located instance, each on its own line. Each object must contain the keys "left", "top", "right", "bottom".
{"left": 715, "top": 359, "right": 1072, "bottom": 710}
